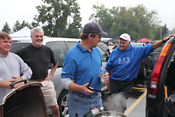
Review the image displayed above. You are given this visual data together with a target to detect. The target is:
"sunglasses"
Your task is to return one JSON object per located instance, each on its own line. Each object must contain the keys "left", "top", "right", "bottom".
{"left": 87, "top": 76, "right": 105, "bottom": 93}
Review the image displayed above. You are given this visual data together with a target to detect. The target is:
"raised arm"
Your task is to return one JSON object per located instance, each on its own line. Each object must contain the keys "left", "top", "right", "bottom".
{"left": 152, "top": 34, "right": 175, "bottom": 50}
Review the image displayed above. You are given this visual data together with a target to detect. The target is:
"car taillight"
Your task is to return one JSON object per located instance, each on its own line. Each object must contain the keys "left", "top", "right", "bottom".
{"left": 149, "top": 43, "right": 172, "bottom": 95}
{"left": 11, "top": 40, "right": 18, "bottom": 42}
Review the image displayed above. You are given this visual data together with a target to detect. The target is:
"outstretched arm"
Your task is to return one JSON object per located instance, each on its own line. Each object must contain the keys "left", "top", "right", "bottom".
{"left": 152, "top": 34, "right": 175, "bottom": 50}
{"left": 0, "top": 79, "right": 11, "bottom": 89}
{"left": 1, "top": 77, "right": 25, "bottom": 89}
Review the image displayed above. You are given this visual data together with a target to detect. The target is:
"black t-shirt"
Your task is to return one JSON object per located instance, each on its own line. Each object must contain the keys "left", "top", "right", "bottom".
{"left": 16, "top": 44, "right": 57, "bottom": 79}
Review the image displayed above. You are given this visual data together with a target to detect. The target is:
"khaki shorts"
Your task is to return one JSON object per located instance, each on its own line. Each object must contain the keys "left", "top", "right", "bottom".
{"left": 40, "top": 80, "right": 57, "bottom": 106}
{"left": 29, "top": 80, "right": 57, "bottom": 106}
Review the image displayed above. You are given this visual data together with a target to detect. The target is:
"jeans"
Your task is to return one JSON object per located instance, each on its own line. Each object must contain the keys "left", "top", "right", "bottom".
{"left": 67, "top": 91, "right": 103, "bottom": 117}
{"left": 110, "top": 79, "right": 133, "bottom": 99}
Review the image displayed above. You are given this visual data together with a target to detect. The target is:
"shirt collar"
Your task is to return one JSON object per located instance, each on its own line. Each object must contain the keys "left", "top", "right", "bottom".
{"left": 77, "top": 41, "right": 93, "bottom": 52}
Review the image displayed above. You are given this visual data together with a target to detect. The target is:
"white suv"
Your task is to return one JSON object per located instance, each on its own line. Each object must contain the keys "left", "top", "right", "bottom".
{"left": 11, "top": 37, "right": 110, "bottom": 116}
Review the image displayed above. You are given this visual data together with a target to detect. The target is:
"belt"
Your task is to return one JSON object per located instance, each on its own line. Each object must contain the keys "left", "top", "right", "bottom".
{"left": 69, "top": 91, "right": 99, "bottom": 98}
{"left": 30, "top": 79, "right": 45, "bottom": 82}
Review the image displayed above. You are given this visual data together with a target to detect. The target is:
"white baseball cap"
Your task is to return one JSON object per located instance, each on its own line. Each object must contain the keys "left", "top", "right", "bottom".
{"left": 119, "top": 33, "right": 131, "bottom": 41}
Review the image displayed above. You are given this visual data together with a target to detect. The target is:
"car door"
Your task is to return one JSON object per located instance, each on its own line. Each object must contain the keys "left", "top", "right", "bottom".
{"left": 146, "top": 38, "right": 175, "bottom": 117}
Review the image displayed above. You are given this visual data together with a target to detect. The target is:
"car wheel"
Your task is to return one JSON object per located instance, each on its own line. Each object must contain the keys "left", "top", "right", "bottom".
{"left": 58, "top": 89, "right": 69, "bottom": 117}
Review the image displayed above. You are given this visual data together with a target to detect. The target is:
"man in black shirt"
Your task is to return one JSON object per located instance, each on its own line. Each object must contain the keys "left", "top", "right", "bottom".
{"left": 16, "top": 27, "right": 60, "bottom": 117}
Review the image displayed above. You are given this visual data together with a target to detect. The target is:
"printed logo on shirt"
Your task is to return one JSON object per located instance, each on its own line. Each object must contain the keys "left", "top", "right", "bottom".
{"left": 61, "top": 71, "right": 66, "bottom": 74}
{"left": 119, "top": 57, "right": 130, "bottom": 64}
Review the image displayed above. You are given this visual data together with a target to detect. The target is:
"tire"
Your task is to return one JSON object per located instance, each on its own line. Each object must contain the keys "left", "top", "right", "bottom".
{"left": 58, "top": 89, "right": 69, "bottom": 117}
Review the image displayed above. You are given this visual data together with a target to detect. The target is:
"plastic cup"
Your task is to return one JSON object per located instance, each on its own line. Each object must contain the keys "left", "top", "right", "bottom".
{"left": 100, "top": 69, "right": 106, "bottom": 83}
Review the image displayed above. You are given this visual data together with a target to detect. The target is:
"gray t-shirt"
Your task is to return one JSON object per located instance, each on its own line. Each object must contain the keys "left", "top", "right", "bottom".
{"left": 0, "top": 52, "right": 32, "bottom": 104}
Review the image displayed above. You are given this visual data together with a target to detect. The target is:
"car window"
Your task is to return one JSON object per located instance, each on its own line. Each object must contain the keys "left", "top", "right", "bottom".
{"left": 10, "top": 43, "right": 31, "bottom": 53}
{"left": 97, "top": 47, "right": 108, "bottom": 62}
{"left": 46, "top": 41, "right": 68, "bottom": 67}
{"left": 98, "top": 42, "right": 110, "bottom": 55}
{"left": 150, "top": 52, "right": 160, "bottom": 61}
{"left": 67, "top": 41, "right": 77, "bottom": 49}
{"left": 67, "top": 41, "right": 109, "bottom": 62}
{"left": 165, "top": 48, "right": 175, "bottom": 95}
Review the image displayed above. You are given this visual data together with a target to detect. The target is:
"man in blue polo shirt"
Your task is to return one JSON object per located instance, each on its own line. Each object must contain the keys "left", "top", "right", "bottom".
{"left": 61, "top": 22, "right": 108, "bottom": 117}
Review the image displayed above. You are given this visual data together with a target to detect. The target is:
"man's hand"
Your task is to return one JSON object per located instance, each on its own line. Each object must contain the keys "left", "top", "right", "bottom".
{"left": 104, "top": 72, "right": 109, "bottom": 84}
{"left": 163, "top": 34, "right": 175, "bottom": 42}
{"left": 9, "top": 76, "right": 22, "bottom": 82}
{"left": 104, "top": 71, "right": 111, "bottom": 91}
{"left": 82, "top": 83, "right": 94, "bottom": 95}
{"left": 9, "top": 76, "right": 25, "bottom": 89}
{"left": 153, "top": 34, "right": 175, "bottom": 50}
{"left": 45, "top": 74, "right": 53, "bottom": 81}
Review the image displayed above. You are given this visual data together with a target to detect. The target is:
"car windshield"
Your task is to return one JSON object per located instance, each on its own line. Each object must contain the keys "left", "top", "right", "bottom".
{"left": 10, "top": 43, "right": 30, "bottom": 53}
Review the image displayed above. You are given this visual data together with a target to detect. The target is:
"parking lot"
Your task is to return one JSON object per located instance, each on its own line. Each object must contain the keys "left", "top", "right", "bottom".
{"left": 126, "top": 87, "right": 147, "bottom": 117}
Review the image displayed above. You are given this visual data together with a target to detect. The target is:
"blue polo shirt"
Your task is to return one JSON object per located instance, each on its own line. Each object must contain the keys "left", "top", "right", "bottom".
{"left": 61, "top": 41, "right": 102, "bottom": 93}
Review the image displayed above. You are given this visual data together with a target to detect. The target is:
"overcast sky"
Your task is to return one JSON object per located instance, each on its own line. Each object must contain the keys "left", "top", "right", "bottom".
{"left": 1, "top": 0, "right": 175, "bottom": 31}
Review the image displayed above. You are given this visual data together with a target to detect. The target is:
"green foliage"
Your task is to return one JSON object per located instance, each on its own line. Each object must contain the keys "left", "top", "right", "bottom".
{"left": 90, "top": 4, "right": 161, "bottom": 41}
{"left": 13, "top": 20, "right": 21, "bottom": 32}
{"left": 89, "top": 4, "right": 113, "bottom": 37}
{"left": 3, "top": 2, "right": 174, "bottom": 39}
{"left": 170, "top": 28, "right": 175, "bottom": 34}
{"left": 31, "top": 20, "right": 40, "bottom": 28}
{"left": 64, "top": 14, "right": 82, "bottom": 38}
{"left": 13, "top": 20, "right": 32, "bottom": 33}
{"left": 34, "top": 0, "right": 82, "bottom": 37}
{"left": 2, "top": 22, "right": 11, "bottom": 34}
{"left": 153, "top": 26, "right": 162, "bottom": 40}
{"left": 162, "top": 24, "right": 169, "bottom": 38}
{"left": 65, "top": 1, "right": 82, "bottom": 38}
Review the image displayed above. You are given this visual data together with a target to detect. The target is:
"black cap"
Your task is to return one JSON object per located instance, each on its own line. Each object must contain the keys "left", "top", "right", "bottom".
{"left": 82, "top": 22, "right": 108, "bottom": 37}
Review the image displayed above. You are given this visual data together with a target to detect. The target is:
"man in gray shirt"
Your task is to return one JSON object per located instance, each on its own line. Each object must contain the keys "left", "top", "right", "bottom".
{"left": 0, "top": 31, "right": 32, "bottom": 104}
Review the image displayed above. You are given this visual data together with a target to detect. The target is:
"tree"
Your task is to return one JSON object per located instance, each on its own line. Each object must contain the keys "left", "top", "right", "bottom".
{"left": 128, "top": 4, "right": 159, "bottom": 40}
{"left": 89, "top": 4, "right": 160, "bottom": 41}
{"left": 162, "top": 24, "right": 169, "bottom": 39}
{"left": 34, "top": 0, "right": 82, "bottom": 37}
{"left": 89, "top": 3, "right": 113, "bottom": 37}
{"left": 21, "top": 20, "right": 32, "bottom": 29}
{"left": 31, "top": 20, "right": 40, "bottom": 28}
{"left": 170, "top": 27, "right": 175, "bottom": 34}
{"left": 2, "top": 22, "right": 11, "bottom": 34}
{"left": 13, "top": 20, "right": 32, "bottom": 32}
{"left": 110, "top": 6, "right": 132, "bottom": 39}
{"left": 64, "top": 1, "right": 82, "bottom": 38}
{"left": 64, "top": 13, "right": 82, "bottom": 38}
{"left": 13, "top": 20, "right": 21, "bottom": 32}
{"left": 153, "top": 26, "right": 162, "bottom": 40}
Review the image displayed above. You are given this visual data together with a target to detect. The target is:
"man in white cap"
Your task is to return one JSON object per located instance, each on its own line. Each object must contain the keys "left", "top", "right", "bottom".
{"left": 61, "top": 22, "right": 108, "bottom": 117}
{"left": 105, "top": 33, "right": 175, "bottom": 104}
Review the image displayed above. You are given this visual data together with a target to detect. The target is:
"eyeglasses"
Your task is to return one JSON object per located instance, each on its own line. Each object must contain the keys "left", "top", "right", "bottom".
{"left": 87, "top": 76, "right": 105, "bottom": 92}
